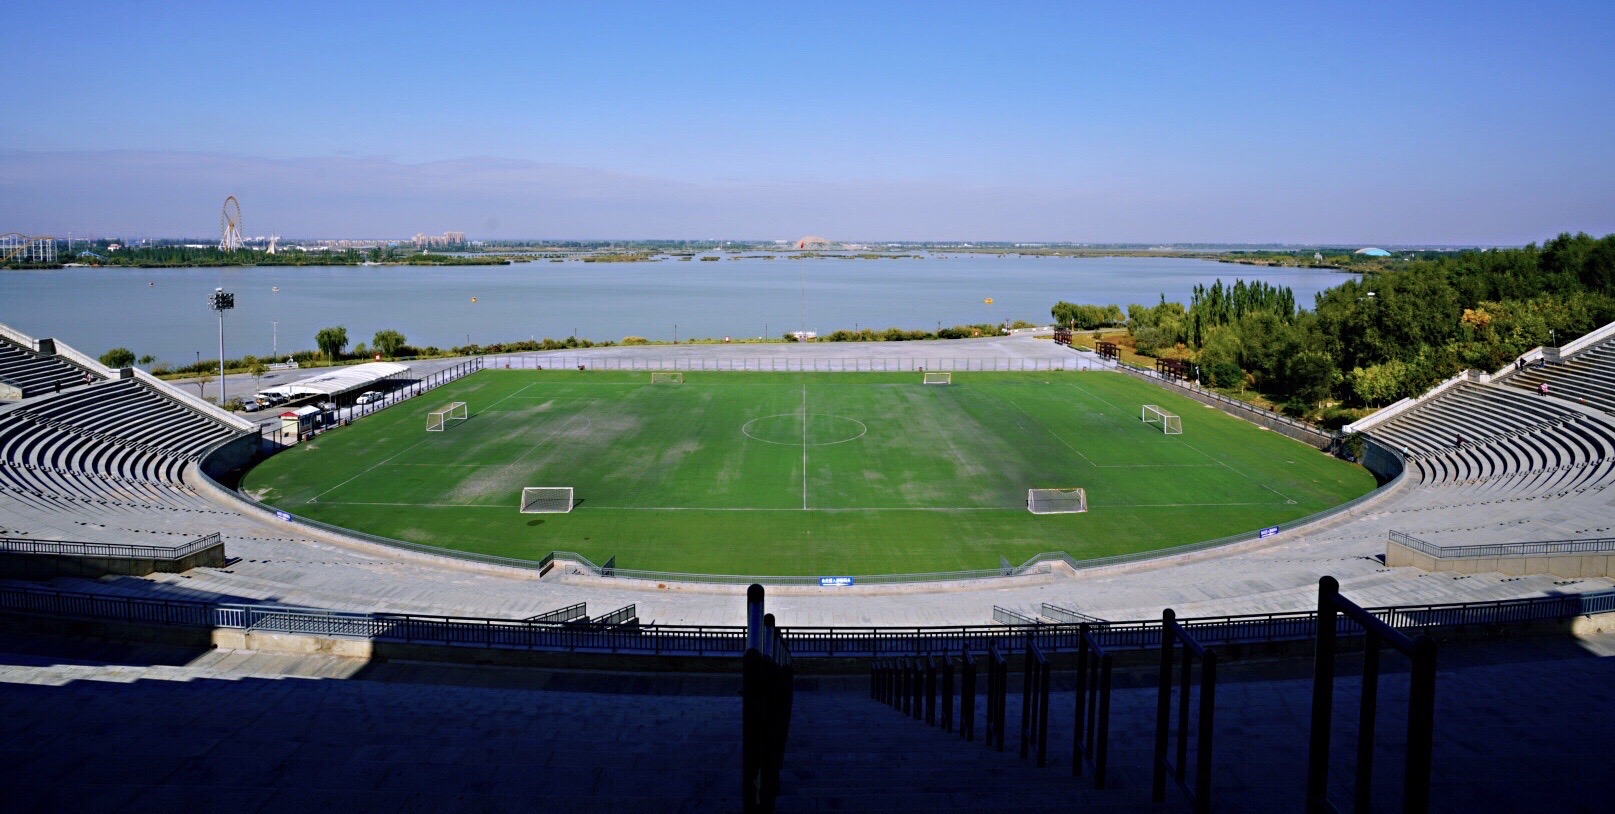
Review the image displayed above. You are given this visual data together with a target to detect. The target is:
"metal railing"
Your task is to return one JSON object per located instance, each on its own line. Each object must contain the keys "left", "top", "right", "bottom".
{"left": 1073, "top": 623, "right": 1115, "bottom": 787}
{"left": 2, "top": 580, "right": 1612, "bottom": 658}
{"left": 1307, "top": 576, "right": 1437, "bottom": 814}
{"left": 524, "top": 602, "right": 586, "bottom": 623}
{"left": 1153, "top": 608, "right": 1218, "bottom": 814}
{"left": 1042, "top": 603, "right": 1108, "bottom": 625}
{"left": 742, "top": 585, "right": 794, "bottom": 814}
{"left": 0, "top": 532, "right": 220, "bottom": 562}
{"left": 1114, "top": 360, "right": 1334, "bottom": 439}
{"left": 983, "top": 644, "right": 1009, "bottom": 752}
{"left": 595, "top": 603, "right": 638, "bottom": 627}
{"left": 1391, "top": 529, "right": 1615, "bottom": 560}
{"left": 1018, "top": 634, "right": 1052, "bottom": 767}
{"left": 992, "top": 605, "right": 1041, "bottom": 626}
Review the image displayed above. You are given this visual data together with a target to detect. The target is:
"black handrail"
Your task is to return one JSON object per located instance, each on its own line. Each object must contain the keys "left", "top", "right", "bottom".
{"left": 1153, "top": 608, "right": 1217, "bottom": 814}
{"left": 524, "top": 602, "right": 586, "bottom": 623}
{"left": 1306, "top": 576, "right": 1437, "bottom": 814}
{"left": 1018, "top": 634, "right": 1052, "bottom": 767}
{"left": 1073, "top": 622, "right": 1114, "bottom": 787}
{"left": 984, "top": 644, "right": 1008, "bottom": 752}
{"left": 960, "top": 650, "right": 977, "bottom": 742}
{"left": 742, "top": 585, "right": 793, "bottom": 814}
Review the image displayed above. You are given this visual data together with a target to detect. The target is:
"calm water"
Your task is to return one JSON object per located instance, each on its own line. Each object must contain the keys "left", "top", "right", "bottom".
{"left": 0, "top": 255, "right": 1354, "bottom": 365}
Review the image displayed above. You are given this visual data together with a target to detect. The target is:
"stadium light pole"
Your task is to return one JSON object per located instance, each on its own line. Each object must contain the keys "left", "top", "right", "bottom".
{"left": 209, "top": 287, "right": 235, "bottom": 405}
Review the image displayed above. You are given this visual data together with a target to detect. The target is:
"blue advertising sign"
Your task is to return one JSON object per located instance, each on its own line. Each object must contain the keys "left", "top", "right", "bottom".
{"left": 819, "top": 576, "right": 855, "bottom": 587}
{"left": 275, "top": 510, "right": 293, "bottom": 522}
{"left": 1259, "top": 526, "right": 1280, "bottom": 539}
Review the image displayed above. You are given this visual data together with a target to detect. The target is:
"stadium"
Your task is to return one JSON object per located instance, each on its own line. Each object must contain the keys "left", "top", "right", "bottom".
{"left": 2, "top": 318, "right": 1613, "bottom": 811}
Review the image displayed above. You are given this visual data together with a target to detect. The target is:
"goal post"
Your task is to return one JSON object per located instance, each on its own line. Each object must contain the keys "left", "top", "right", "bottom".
{"left": 1141, "top": 404, "right": 1182, "bottom": 435}
{"left": 520, "top": 487, "right": 574, "bottom": 513}
{"left": 1028, "top": 487, "right": 1087, "bottom": 514}
{"left": 923, "top": 372, "right": 952, "bottom": 385}
{"left": 650, "top": 372, "right": 684, "bottom": 384}
{"left": 426, "top": 401, "right": 469, "bottom": 432}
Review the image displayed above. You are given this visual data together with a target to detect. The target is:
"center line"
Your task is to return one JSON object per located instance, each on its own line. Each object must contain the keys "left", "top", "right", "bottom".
{"left": 801, "top": 384, "right": 809, "bottom": 510}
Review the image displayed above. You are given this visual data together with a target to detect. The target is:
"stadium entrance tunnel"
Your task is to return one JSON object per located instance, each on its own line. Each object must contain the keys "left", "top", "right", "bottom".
{"left": 741, "top": 413, "right": 868, "bottom": 446}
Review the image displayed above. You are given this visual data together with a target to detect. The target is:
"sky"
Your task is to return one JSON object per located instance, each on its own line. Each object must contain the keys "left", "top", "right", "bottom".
{"left": 3, "top": 0, "right": 1613, "bottom": 244}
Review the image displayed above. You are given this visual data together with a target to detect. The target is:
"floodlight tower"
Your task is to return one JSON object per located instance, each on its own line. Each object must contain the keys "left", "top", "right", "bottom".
{"left": 210, "top": 287, "right": 235, "bottom": 405}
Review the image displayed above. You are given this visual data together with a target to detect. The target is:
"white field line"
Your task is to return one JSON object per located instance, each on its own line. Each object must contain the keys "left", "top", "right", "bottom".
{"left": 801, "top": 384, "right": 809, "bottom": 510}
{"left": 308, "top": 380, "right": 542, "bottom": 503}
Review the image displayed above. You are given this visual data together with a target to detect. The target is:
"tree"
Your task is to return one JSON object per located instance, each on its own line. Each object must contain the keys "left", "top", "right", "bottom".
{"left": 244, "top": 355, "right": 267, "bottom": 392}
{"left": 137, "top": 354, "right": 156, "bottom": 365}
{"left": 194, "top": 370, "right": 215, "bottom": 400}
{"left": 372, "top": 328, "right": 407, "bottom": 358}
{"left": 99, "top": 347, "right": 136, "bottom": 368}
{"left": 315, "top": 326, "right": 348, "bottom": 362}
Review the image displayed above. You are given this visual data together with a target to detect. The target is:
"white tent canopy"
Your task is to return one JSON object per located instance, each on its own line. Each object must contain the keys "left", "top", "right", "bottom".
{"left": 259, "top": 362, "right": 410, "bottom": 399}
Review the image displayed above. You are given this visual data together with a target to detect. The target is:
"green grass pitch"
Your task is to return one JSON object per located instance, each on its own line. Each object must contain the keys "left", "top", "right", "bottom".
{"left": 242, "top": 370, "right": 1376, "bottom": 575}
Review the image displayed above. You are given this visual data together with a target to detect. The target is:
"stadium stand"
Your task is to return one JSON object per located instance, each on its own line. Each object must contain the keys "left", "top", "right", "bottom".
{"left": 1503, "top": 333, "right": 1615, "bottom": 415}
{"left": 0, "top": 328, "right": 105, "bottom": 399}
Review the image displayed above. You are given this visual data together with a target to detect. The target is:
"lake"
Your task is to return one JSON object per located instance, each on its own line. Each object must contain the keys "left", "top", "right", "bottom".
{"left": 0, "top": 254, "right": 1354, "bottom": 365}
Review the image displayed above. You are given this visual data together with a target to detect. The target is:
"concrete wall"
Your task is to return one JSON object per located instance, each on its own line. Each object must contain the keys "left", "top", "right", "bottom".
{"left": 0, "top": 542, "right": 227, "bottom": 580}
{"left": 1358, "top": 437, "right": 1406, "bottom": 484}
{"left": 198, "top": 432, "right": 262, "bottom": 484}
{"left": 1388, "top": 539, "right": 1615, "bottom": 579}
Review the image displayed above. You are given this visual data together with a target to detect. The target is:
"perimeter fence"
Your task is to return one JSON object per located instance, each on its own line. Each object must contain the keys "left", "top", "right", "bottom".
{"left": 480, "top": 353, "right": 1109, "bottom": 373}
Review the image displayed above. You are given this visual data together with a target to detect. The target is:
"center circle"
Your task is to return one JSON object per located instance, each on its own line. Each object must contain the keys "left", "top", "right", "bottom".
{"left": 741, "top": 413, "right": 868, "bottom": 446}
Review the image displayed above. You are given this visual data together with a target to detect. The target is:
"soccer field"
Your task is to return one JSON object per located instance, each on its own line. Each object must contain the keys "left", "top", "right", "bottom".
{"left": 241, "top": 370, "right": 1376, "bottom": 575}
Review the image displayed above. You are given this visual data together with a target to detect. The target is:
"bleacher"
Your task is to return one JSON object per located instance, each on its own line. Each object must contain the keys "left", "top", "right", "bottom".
{"left": 0, "top": 377, "right": 248, "bottom": 535}
{"left": 1504, "top": 334, "right": 1615, "bottom": 415}
{"left": 1363, "top": 382, "right": 1615, "bottom": 499}
{"left": 0, "top": 333, "right": 102, "bottom": 400}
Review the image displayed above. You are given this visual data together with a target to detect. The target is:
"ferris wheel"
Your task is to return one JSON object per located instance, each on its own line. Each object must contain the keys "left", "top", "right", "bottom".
{"left": 219, "top": 196, "right": 244, "bottom": 251}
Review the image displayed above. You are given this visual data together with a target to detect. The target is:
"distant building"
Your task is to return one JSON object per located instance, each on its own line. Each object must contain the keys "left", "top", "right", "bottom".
{"left": 794, "top": 235, "right": 834, "bottom": 250}
{"left": 413, "top": 231, "right": 467, "bottom": 248}
{"left": 1354, "top": 247, "right": 1392, "bottom": 257}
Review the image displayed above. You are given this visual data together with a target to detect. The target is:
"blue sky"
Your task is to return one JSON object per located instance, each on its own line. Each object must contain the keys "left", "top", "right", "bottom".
{"left": 3, "top": 1, "right": 1612, "bottom": 242}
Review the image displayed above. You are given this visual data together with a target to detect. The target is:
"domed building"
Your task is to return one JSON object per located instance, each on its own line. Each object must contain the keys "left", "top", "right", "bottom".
{"left": 795, "top": 235, "right": 835, "bottom": 250}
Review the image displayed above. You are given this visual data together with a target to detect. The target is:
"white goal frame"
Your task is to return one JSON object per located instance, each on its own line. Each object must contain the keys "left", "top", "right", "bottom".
{"left": 1028, "top": 487, "right": 1087, "bottom": 514}
{"left": 426, "top": 401, "right": 469, "bottom": 432}
{"left": 651, "top": 372, "right": 684, "bottom": 384}
{"left": 923, "top": 372, "right": 952, "bottom": 385}
{"left": 1141, "top": 404, "right": 1182, "bottom": 435}
{"left": 519, "top": 487, "right": 574, "bottom": 513}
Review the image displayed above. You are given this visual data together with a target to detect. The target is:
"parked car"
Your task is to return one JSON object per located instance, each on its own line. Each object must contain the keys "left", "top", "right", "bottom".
{"left": 241, "top": 400, "right": 260, "bottom": 412}
{"left": 355, "top": 390, "right": 383, "bottom": 405}
{"left": 317, "top": 401, "right": 337, "bottom": 412}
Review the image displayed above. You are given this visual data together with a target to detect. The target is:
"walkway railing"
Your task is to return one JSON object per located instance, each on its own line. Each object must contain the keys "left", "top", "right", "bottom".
{"left": 1153, "top": 608, "right": 1218, "bottom": 814}
{"left": 1073, "top": 623, "right": 1115, "bottom": 787}
{"left": 0, "top": 532, "right": 220, "bottom": 561}
{"left": 2, "top": 581, "right": 1611, "bottom": 657}
{"left": 742, "top": 585, "right": 794, "bottom": 814}
{"left": 1391, "top": 529, "right": 1615, "bottom": 560}
{"left": 1307, "top": 576, "right": 1437, "bottom": 814}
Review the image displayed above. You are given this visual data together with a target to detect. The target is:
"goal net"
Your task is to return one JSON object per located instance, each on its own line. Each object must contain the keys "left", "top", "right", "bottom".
{"left": 1141, "top": 405, "right": 1182, "bottom": 435}
{"left": 923, "top": 372, "right": 952, "bottom": 385}
{"left": 520, "top": 487, "right": 574, "bottom": 513}
{"left": 426, "top": 401, "right": 469, "bottom": 432}
{"left": 651, "top": 372, "right": 684, "bottom": 384}
{"left": 1028, "top": 487, "right": 1087, "bottom": 514}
